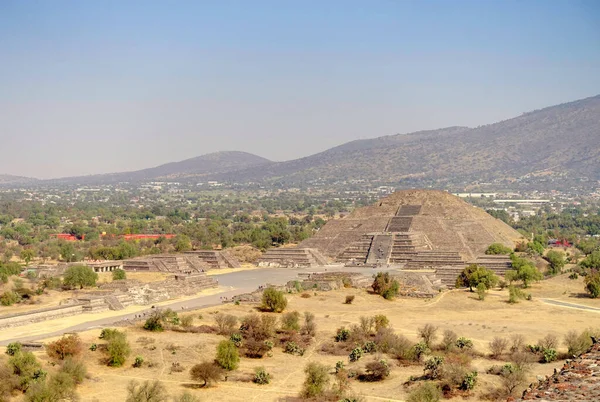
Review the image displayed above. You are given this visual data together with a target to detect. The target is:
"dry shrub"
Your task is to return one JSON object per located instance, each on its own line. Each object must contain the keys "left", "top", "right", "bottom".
{"left": 439, "top": 353, "right": 474, "bottom": 395}
{"left": 489, "top": 337, "right": 509, "bottom": 359}
{"left": 244, "top": 339, "right": 271, "bottom": 358}
{"left": 345, "top": 295, "right": 355, "bottom": 304}
{"left": 215, "top": 313, "right": 238, "bottom": 335}
{"left": 418, "top": 324, "right": 438, "bottom": 347}
{"left": 240, "top": 314, "right": 277, "bottom": 341}
{"left": 301, "top": 292, "right": 311, "bottom": 298}
{"left": 321, "top": 341, "right": 354, "bottom": 356}
{"left": 358, "top": 360, "right": 390, "bottom": 382}
{"left": 537, "top": 334, "right": 558, "bottom": 350}
{"left": 440, "top": 330, "right": 457, "bottom": 352}
{"left": 190, "top": 362, "right": 224, "bottom": 387}
{"left": 281, "top": 311, "right": 301, "bottom": 332}
{"left": 509, "top": 334, "right": 525, "bottom": 353}
{"left": 301, "top": 312, "right": 317, "bottom": 337}
{"left": 374, "top": 327, "right": 414, "bottom": 360}
{"left": 45, "top": 334, "right": 83, "bottom": 361}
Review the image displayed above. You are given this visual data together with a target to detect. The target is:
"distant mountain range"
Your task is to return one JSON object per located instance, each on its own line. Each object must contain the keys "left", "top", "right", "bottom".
{"left": 3, "top": 95, "right": 600, "bottom": 187}
{"left": 0, "top": 174, "right": 38, "bottom": 185}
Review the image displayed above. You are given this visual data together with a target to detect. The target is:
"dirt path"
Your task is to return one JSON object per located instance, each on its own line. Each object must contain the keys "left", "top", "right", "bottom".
{"left": 541, "top": 298, "right": 600, "bottom": 312}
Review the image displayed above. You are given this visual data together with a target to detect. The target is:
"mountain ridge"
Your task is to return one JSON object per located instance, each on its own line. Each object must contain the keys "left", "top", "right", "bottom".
{"left": 3, "top": 94, "right": 599, "bottom": 186}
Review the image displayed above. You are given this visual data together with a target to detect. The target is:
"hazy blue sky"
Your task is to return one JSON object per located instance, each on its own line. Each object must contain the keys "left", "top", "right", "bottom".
{"left": 1, "top": 0, "right": 599, "bottom": 178}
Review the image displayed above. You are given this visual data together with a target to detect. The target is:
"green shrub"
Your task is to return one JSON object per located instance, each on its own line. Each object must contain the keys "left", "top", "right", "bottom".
{"left": 281, "top": 311, "right": 301, "bottom": 331}
{"left": 349, "top": 347, "right": 363, "bottom": 362}
{"left": 372, "top": 272, "right": 399, "bottom": 300}
{"left": 424, "top": 356, "right": 444, "bottom": 379}
{"left": 412, "top": 342, "right": 430, "bottom": 361}
{"left": 284, "top": 341, "right": 305, "bottom": 356}
{"left": 216, "top": 340, "right": 239, "bottom": 371}
{"left": 133, "top": 356, "right": 144, "bottom": 368}
{"left": 362, "top": 341, "right": 377, "bottom": 353}
{"left": 460, "top": 371, "right": 478, "bottom": 391}
{"left": 486, "top": 243, "right": 513, "bottom": 255}
{"left": 105, "top": 329, "right": 130, "bottom": 367}
{"left": 253, "top": 367, "right": 271, "bottom": 385}
{"left": 112, "top": 268, "right": 127, "bottom": 280}
{"left": 407, "top": 382, "right": 441, "bottom": 402}
{"left": 230, "top": 333, "right": 243, "bottom": 347}
{"left": 6, "top": 342, "right": 22, "bottom": 356}
{"left": 542, "top": 348, "right": 557, "bottom": 363}
{"left": 59, "top": 358, "right": 86, "bottom": 385}
{"left": 9, "top": 351, "right": 45, "bottom": 391}
{"left": 335, "top": 361, "right": 345, "bottom": 373}
{"left": 335, "top": 327, "right": 350, "bottom": 342}
{"left": 302, "top": 362, "right": 330, "bottom": 398}
{"left": 1, "top": 291, "right": 20, "bottom": 306}
{"left": 261, "top": 288, "right": 287, "bottom": 312}
{"left": 456, "top": 337, "right": 473, "bottom": 350}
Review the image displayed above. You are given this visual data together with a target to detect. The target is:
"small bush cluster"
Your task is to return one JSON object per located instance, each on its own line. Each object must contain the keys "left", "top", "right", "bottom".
{"left": 372, "top": 272, "right": 400, "bottom": 300}
{"left": 261, "top": 288, "right": 287, "bottom": 312}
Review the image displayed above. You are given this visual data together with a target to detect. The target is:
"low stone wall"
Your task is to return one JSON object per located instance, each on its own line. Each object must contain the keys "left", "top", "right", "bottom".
{"left": 0, "top": 304, "right": 84, "bottom": 329}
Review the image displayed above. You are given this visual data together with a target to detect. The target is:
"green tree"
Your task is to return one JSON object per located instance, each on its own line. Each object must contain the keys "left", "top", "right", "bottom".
{"left": 215, "top": 340, "right": 239, "bottom": 371}
{"left": 455, "top": 264, "right": 498, "bottom": 291}
{"left": 63, "top": 265, "right": 98, "bottom": 289}
{"left": 584, "top": 270, "right": 600, "bottom": 298}
{"left": 581, "top": 251, "right": 600, "bottom": 270}
{"left": 506, "top": 256, "right": 543, "bottom": 288}
{"left": 485, "top": 243, "right": 513, "bottom": 255}
{"left": 20, "top": 249, "right": 35, "bottom": 265}
{"left": 174, "top": 235, "right": 192, "bottom": 252}
{"left": 545, "top": 250, "right": 565, "bottom": 275}
{"left": 104, "top": 329, "right": 131, "bottom": 367}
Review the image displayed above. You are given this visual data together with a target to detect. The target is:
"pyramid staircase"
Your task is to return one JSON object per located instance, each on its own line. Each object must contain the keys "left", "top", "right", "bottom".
{"left": 404, "top": 251, "right": 465, "bottom": 270}
{"left": 366, "top": 234, "right": 393, "bottom": 265}
{"left": 336, "top": 235, "right": 374, "bottom": 264}
{"left": 389, "top": 233, "right": 431, "bottom": 263}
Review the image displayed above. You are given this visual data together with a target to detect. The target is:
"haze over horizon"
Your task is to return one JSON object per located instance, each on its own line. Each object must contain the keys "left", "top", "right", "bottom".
{"left": 1, "top": 0, "right": 599, "bottom": 179}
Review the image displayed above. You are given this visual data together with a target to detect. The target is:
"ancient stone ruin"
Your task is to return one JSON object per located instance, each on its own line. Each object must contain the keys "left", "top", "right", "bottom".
{"left": 123, "top": 254, "right": 206, "bottom": 273}
{"left": 517, "top": 338, "right": 600, "bottom": 401}
{"left": 299, "top": 190, "right": 522, "bottom": 287}
{"left": 184, "top": 250, "right": 241, "bottom": 269}
{"left": 257, "top": 247, "right": 328, "bottom": 268}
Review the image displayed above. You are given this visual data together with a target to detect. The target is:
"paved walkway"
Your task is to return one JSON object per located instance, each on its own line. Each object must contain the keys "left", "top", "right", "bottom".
{"left": 0, "top": 265, "right": 394, "bottom": 345}
{"left": 540, "top": 298, "right": 600, "bottom": 312}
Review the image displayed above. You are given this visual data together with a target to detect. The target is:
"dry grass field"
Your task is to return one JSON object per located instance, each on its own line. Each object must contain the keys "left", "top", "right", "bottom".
{"left": 2, "top": 272, "right": 597, "bottom": 402}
